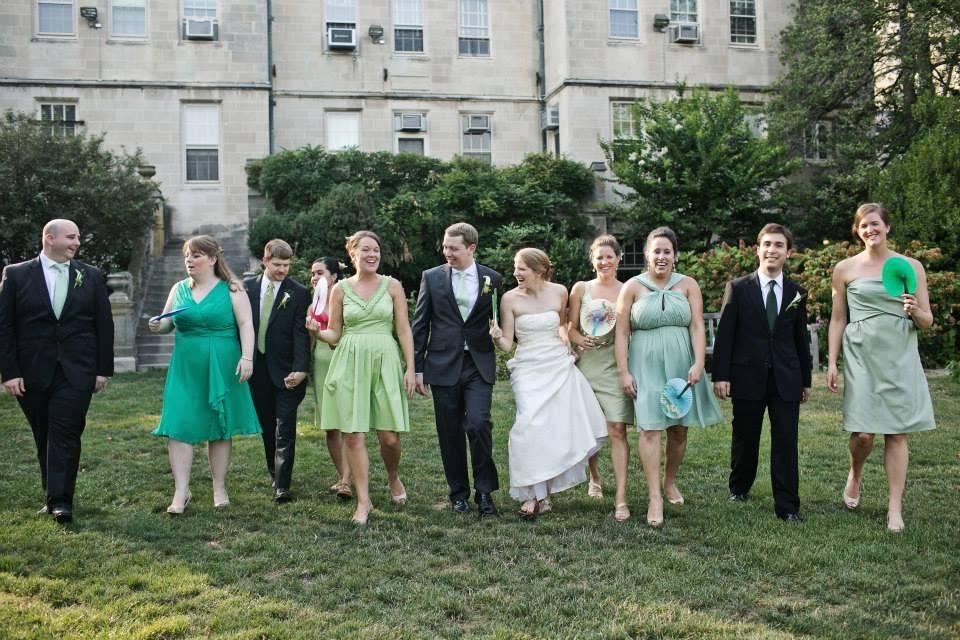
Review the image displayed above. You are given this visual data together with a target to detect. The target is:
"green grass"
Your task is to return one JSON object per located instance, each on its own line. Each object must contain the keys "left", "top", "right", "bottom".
{"left": 0, "top": 371, "right": 958, "bottom": 639}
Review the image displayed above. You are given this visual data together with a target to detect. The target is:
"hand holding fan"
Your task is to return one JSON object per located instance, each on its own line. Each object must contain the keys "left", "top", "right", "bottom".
{"left": 660, "top": 377, "right": 694, "bottom": 420}
{"left": 881, "top": 256, "right": 917, "bottom": 298}
{"left": 309, "top": 277, "right": 329, "bottom": 321}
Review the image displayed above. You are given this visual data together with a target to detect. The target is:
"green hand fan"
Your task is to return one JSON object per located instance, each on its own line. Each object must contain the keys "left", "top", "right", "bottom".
{"left": 881, "top": 256, "right": 916, "bottom": 297}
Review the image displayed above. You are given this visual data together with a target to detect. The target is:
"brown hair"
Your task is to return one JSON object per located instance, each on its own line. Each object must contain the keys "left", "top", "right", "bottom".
{"left": 851, "top": 203, "right": 891, "bottom": 241}
{"left": 183, "top": 235, "right": 240, "bottom": 290}
{"left": 756, "top": 223, "right": 794, "bottom": 250}
{"left": 444, "top": 222, "right": 479, "bottom": 248}
{"left": 645, "top": 226, "right": 679, "bottom": 254}
{"left": 263, "top": 238, "right": 294, "bottom": 260}
{"left": 589, "top": 234, "right": 622, "bottom": 259}
{"left": 345, "top": 230, "right": 382, "bottom": 261}
{"left": 515, "top": 247, "right": 555, "bottom": 282}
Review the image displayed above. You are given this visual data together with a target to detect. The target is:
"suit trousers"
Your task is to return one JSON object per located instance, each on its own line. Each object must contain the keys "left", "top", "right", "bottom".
{"left": 250, "top": 360, "right": 306, "bottom": 490}
{"left": 17, "top": 364, "right": 93, "bottom": 509}
{"left": 729, "top": 369, "right": 801, "bottom": 517}
{"left": 430, "top": 351, "right": 499, "bottom": 502}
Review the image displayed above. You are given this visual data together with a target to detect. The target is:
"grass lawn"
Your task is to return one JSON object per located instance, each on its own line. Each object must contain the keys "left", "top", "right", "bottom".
{"left": 0, "top": 370, "right": 958, "bottom": 639}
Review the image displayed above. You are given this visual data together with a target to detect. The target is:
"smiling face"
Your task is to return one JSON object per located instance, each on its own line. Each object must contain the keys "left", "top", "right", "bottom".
{"left": 756, "top": 233, "right": 789, "bottom": 276}
{"left": 351, "top": 237, "right": 381, "bottom": 274}
{"left": 311, "top": 261, "right": 336, "bottom": 289}
{"left": 645, "top": 237, "right": 675, "bottom": 277}
{"left": 856, "top": 211, "right": 890, "bottom": 249}
{"left": 592, "top": 245, "right": 620, "bottom": 279}
{"left": 442, "top": 233, "right": 476, "bottom": 270}
{"left": 513, "top": 257, "right": 541, "bottom": 290}
{"left": 43, "top": 220, "right": 81, "bottom": 263}
{"left": 184, "top": 248, "right": 216, "bottom": 278}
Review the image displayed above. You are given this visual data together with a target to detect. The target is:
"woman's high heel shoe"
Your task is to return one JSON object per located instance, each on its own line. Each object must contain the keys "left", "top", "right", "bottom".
{"left": 166, "top": 490, "right": 192, "bottom": 515}
{"left": 843, "top": 480, "right": 863, "bottom": 510}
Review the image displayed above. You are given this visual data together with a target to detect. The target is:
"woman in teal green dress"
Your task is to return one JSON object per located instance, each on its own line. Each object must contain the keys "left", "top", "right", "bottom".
{"left": 826, "top": 203, "right": 935, "bottom": 533}
{"left": 568, "top": 235, "right": 635, "bottom": 521}
{"left": 149, "top": 235, "right": 261, "bottom": 515}
{"left": 615, "top": 227, "right": 723, "bottom": 527}
{"left": 316, "top": 231, "right": 416, "bottom": 525}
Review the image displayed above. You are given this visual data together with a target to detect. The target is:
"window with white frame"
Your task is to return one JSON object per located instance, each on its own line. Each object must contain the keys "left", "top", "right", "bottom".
{"left": 183, "top": 103, "right": 220, "bottom": 182}
{"left": 37, "top": 0, "right": 74, "bottom": 36}
{"left": 461, "top": 114, "right": 491, "bottom": 163}
{"left": 459, "top": 0, "right": 489, "bottom": 56}
{"left": 39, "top": 102, "right": 79, "bottom": 137}
{"left": 670, "top": 0, "right": 698, "bottom": 25}
{"left": 112, "top": 0, "right": 147, "bottom": 38}
{"left": 326, "top": 0, "right": 356, "bottom": 48}
{"left": 611, "top": 102, "right": 639, "bottom": 140}
{"left": 730, "top": 0, "right": 757, "bottom": 44}
{"left": 803, "top": 121, "right": 832, "bottom": 162}
{"left": 326, "top": 111, "right": 361, "bottom": 151}
{"left": 182, "top": 0, "right": 218, "bottom": 40}
{"left": 609, "top": 0, "right": 638, "bottom": 38}
{"left": 393, "top": 0, "right": 423, "bottom": 53}
{"left": 394, "top": 112, "right": 427, "bottom": 156}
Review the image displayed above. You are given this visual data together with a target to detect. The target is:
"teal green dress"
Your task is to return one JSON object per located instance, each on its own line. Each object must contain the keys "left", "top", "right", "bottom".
{"left": 628, "top": 273, "right": 723, "bottom": 431}
{"left": 320, "top": 277, "right": 410, "bottom": 434}
{"left": 153, "top": 279, "right": 261, "bottom": 444}
{"left": 842, "top": 278, "right": 935, "bottom": 434}
{"left": 575, "top": 284, "right": 634, "bottom": 424}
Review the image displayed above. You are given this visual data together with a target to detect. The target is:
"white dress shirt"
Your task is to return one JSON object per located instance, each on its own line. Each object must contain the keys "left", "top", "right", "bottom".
{"left": 38, "top": 252, "right": 70, "bottom": 309}
{"left": 757, "top": 270, "right": 784, "bottom": 314}
{"left": 451, "top": 262, "right": 479, "bottom": 318}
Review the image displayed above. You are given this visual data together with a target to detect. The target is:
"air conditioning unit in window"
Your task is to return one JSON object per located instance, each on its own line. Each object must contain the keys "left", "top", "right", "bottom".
{"left": 399, "top": 113, "right": 426, "bottom": 132}
{"left": 184, "top": 18, "right": 215, "bottom": 40}
{"left": 328, "top": 27, "right": 357, "bottom": 50}
{"left": 540, "top": 107, "right": 559, "bottom": 130}
{"left": 668, "top": 23, "right": 699, "bottom": 44}
{"left": 466, "top": 115, "right": 490, "bottom": 133}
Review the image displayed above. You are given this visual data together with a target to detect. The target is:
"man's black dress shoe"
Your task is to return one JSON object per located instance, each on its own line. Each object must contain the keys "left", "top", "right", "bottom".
{"left": 778, "top": 512, "right": 802, "bottom": 523}
{"left": 452, "top": 499, "right": 471, "bottom": 514}
{"left": 51, "top": 506, "right": 73, "bottom": 524}
{"left": 728, "top": 493, "right": 748, "bottom": 502}
{"left": 275, "top": 489, "right": 294, "bottom": 504}
{"left": 476, "top": 493, "right": 498, "bottom": 518}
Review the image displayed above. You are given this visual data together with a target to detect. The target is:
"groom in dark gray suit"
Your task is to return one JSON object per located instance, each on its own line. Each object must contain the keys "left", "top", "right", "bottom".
{"left": 412, "top": 222, "right": 501, "bottom": 517}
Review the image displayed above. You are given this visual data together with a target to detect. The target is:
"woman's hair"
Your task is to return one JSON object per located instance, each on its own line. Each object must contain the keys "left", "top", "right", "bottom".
{"left": 515, "top": 247, "right": 555, "bottom": 282}
{"left": 345, "top": 230, "right": 382, "bottom": 261}
{"left": 182, "top": 235, "right": 240, "bottom": 290}
{"left": 851, "top": 202, "right": 891, "bottom": 241}
{"left": 312, "top": 256, "right": 344, "bottom": 282}
{"left": 589, "top": 234, "right": 622, "bottom": 260}
{"left": 644, "top": 226, "right": 679, "bottom": 255}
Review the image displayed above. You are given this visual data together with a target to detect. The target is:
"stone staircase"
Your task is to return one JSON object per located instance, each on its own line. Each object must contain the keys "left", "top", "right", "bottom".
{"left": 136, "top": 229, "right": 252, "bottom": 371}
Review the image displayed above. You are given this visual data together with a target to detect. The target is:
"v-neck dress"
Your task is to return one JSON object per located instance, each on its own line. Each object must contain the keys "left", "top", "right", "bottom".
{"left": 153, "top": 279, "right": 261, "bottom": 443}
{"left": 320, "top": 277, "right": 410, "bottom": 433}
{"left": 575, "top": 283, "right": 634, "bottom": 424}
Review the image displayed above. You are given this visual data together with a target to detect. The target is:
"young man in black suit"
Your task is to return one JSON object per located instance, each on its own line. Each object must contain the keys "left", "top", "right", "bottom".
{"left": 712, "top": 223, "right": 812, "bottom": 522}
{"left": 244, "top": 239, "right": 310, "bottom": 503}
{"left": 412, "top": 222, "right": 502, "bottom": 517}
{"left": 0, "top": 219, "right": 114, "bottom": 523}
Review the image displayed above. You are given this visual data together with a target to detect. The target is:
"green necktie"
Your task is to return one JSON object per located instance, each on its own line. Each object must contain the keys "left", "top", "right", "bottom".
{"left": 52, "top": 263, "right": 68, "bottom": 319}
{"left": 765, "top": 280, "right": 778, "bottom": 332}
{"left": 454, "top": 270, "right": 470, "bottom": 321}
{"left": 258, "top": 281, "right": 275, "bottom": 354}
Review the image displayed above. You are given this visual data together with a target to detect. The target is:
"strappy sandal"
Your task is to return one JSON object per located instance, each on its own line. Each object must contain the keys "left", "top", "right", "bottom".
{"left": 536, "top": 498, "right": 553, "bottom": 514}
{"left": 518, "top": 499, "right": 538, "bottom": 519}
{"left": 843, "top": 480, "right": 863, "bottom": 510}
{"left": 335, "top": 483, "right": 353, "bottom": 501}
{"left": 613, "top": 503, "right": 631, "bottom": 522}
{"left": 587, "top": 480, "right": 603, "bottom": 499}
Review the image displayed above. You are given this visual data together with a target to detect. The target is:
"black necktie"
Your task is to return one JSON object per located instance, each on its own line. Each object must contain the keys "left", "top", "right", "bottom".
{"left": 766, "top": 281, "right": 778, "bottom": 332}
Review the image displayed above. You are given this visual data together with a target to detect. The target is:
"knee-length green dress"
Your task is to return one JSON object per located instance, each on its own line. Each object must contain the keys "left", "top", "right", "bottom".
{"left": 312, "top": 340, "right": 335, "bottom": 427}
{"left": 152, "top": 279, "right": 261, "bottom": 444}
{"left": 575, "top": 284, "right": 634, "bottom": 424}
{"left": 841, "top": 277, "right": 935, "bottom": 434}
{"left": 627, "top": 273, "right": 723, "bottom": 431}
{"left": 320, "top": 277, "right": 410, "bottom": 434}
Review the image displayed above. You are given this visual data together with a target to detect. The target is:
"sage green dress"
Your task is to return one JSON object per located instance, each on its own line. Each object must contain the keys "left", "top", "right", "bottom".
{"left": 575, "top": 283, "right": 634, "bottom": 424}
{"left": 628, "top": 273, "right": 723, "bottom": 431}
{"left": 312, "top": 340, "right": 335, "bottom": 427}
{"left": 320, "top": 277, "right": 410, "bottom": 433}
{"left": 841, "top": 278, "right": 935, "bottom": 434}
{"left": 153, "top": 279, "right": 261, "bottom": 444}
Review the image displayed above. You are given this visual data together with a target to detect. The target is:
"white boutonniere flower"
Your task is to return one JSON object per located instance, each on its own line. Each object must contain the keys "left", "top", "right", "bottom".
{"left": 785, "top": 291, "right": 803, "bottom": 311}
{"left": 482, "top": 275, "right": 491, "bottom": 295}
{"left": 74, "top": 270, "right": 84, "bottom": 289}
{"left": 279, "top": 291, "right": 291, "bottom": 309}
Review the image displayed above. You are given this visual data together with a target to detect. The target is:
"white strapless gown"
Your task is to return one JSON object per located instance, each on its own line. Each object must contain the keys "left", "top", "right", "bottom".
{"left": 507, "top": 311, "right": 608, "bottom": 501}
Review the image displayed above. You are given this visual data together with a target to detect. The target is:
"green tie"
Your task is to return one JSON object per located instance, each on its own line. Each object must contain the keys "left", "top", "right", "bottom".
{"left": 52, "top": 263, "right": 68, "bottom": 319}
{"left": 454, "top": 270, "right": 470, "bottom": 321}
{"left": 258, "top": 281, "right": 275, "bottom": 354}
{"left": 765, "top": 280, "right": 778, "bottom": 332}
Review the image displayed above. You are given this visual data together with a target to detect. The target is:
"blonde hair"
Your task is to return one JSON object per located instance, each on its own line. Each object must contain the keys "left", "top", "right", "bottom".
{"left": 851, "top": 203, "right": 891, "bottom": 241}
{"left": 183, "top": 235, "right": 240, "bottom": 290}
{"left": 444, "top": 222, "right": 479, "bottom": 247}
{"left": 263, "top": 238, "right": 294, "bottom": 260}
{"left": 589, "top": 234, "right": 622, "bottom": 259}
{"left": 515, "top": 247, "right": 555, "bottom": 282}
{"left": 345, "top": 230, "right": 382, "bottom": 263}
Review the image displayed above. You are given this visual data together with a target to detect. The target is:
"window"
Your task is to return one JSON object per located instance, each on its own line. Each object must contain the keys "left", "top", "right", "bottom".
{"left": 183, "top": 0, "right": 215, "bottom": 18}
{"left": 39, "top": 102, "right": 78, "bottom": 137}
{"left": 326, "top": 0, "right": 356, "bottom": 48}
{"left": 803, "top": 121, "right": 832, "bottom": 162}
{"left": 37, "top": 0, "right": 74, "bottom": 36}
{"left": 670, "top": 0, "right": 698, "bottom": 25}
{"left": 398, "top": 138, "right": 425, "bottom": 155}
{"left": 326, "top": 111, "right": 360, "bottom": 151}
{"left": 393, "top": 0, "right": 423, "bottom": 53}
{"left": 112, "top": 0, "right": 146, "bottom": 38}
{"left": 611, "top": 102, "right": 639, "bottom": 140}
{"left": 182, "top": 0, "right": 218, "bottom": 40}
{"left": 730, "top": 0, "right": 756, "bottom": 45}
{"left": 183, "top": 104, "right": 219, "bottom": 182}
{"left": 395, "top": 112, "right": 427, "bottom": 155}
{"left": 609, "top": 0, "right": 638, "bottom": 38}
{"left": 461, "top": 114, "right": 491, "bottom": 164}
{"left": 744, "top": 112, "right": 767, "bottom": 138}
{"left": 459, "top": 0, "right": 489, "bottom": 56}
{"left": 621, "top": 239, "right": 644, "bottom": 269}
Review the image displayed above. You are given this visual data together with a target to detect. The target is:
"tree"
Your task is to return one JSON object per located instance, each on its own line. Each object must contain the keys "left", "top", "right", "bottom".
{"left": 600, "top": 87, "right": 798, "bottom": 250}
{"left": 0, "top": 111, "right": 159, "bottom": 272}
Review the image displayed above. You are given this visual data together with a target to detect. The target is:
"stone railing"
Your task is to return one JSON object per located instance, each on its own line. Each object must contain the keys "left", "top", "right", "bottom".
{"left": 107, "top": 271, "right": 137, "bottom": 373}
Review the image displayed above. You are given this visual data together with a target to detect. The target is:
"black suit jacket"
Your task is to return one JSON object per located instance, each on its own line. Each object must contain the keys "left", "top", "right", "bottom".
{"left": 0, "top": 258, "right": 114, "bottom": 392}
{"left": 711, "top": 272, "right": 812, "bottom": 401}
{"left": 412, "top": 263, "right": 501, "bottom": 386}
{"left": 244, "top": 275, "right": 311, "bottom": 389}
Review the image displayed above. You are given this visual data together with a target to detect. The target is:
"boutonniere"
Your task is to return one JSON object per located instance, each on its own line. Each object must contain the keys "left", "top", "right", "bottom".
{"left": 74, "top": 270, "right": 84, "bottom": 289}
{"left": 482, "top": 275, "right": 492, "bottom": 295}
{"left": 279, "top": 291, "right": 291, "bottom": 309}
{"left": 785, "top": 291, "right": 803, "bottom": 311}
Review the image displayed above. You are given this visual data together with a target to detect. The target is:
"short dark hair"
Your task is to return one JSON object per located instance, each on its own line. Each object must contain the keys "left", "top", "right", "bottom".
{"left": 756, "top": 223, "right": 794, "bottom": 250}
{"left": 263, "top": 239, "right": 294, "bottom": 260}
{"left": 312, "top": 257, "right": 344, "bottom": 281}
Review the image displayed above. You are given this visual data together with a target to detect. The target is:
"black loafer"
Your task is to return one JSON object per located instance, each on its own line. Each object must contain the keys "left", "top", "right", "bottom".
{"left": 778, "top": 512, "right": 802, "bottom": 523}
{"left": 51, "top": 506, "right": 73, "bottom": 524}
{"left": 728, "top": 493, "right": 748, "bottom": 502}
{"left": 476, "top": 493, "right": 498, "bottom": 518}
{"left": 275, "top": 489, "right": 294, "bottom": 504}
{"left": 452, "top": 499, "right": 470, "bottom": 514}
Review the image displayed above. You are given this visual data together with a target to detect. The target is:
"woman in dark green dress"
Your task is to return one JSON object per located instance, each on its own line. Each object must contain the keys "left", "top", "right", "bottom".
{"left": 149, "top": 236, "right": 260, "bottom": 514}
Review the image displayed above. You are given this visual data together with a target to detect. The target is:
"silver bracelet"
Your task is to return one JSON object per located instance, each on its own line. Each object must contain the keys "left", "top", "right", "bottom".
{"left": 241, "top": 356, "right": 253, "bottom": 362}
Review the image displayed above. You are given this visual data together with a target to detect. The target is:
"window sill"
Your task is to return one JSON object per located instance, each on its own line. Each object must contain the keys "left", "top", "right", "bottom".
{"left": 392, "top": 52, "right": 428, "bottom": 60}
{"left": 107, "top": 37, "right": 149, "bottom": 45}
{"left": 607, "top": 37, "right": 641, "bottom": 45}
{"left": 31, "top": 35, "right": 78, "bottom": 42}
{"left": 183, "top": 181, "right": 222, "bottom": 188}
{"left": 729, "top": 42, "right": 761, "bottom": 50}
{"left": 456, "top": 55, "right": 492, "bottom": 60}
{"left": 178, "top": 40, "right": 222, "bottom": 46}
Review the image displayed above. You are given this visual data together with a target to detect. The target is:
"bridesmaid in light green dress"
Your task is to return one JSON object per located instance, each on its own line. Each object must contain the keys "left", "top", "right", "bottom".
{"left": 615, "top": 227, "right": 722, "bottom": 527}
{"left": 827, "top": 203, "right": 935, "bottom": 534}
{"left": 569, "top": 235, "right": 635, "bottom": 521}
{"left": 316, "top": 231, "right": 416, "bottom": 525}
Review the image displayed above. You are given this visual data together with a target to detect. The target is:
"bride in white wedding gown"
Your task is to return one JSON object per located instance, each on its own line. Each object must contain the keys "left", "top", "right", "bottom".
{"left": 490, "top": 248, "right": 608, "bottom": 517}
